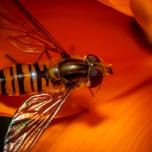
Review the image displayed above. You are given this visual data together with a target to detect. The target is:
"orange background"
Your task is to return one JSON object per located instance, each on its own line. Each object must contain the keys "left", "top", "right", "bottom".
{"left": 0, "top": 0, "right": 152, "bottom": 152}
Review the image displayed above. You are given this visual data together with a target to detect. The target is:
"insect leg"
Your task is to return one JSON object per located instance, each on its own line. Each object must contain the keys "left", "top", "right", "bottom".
{"left": 35, "top": 48, "right": 51, "bottom": 62}
{"left": 44, "top": 49, "right": 52, "bottom": 60}
{"left": 5, "top": 54, "right": 20, "bottom": 64}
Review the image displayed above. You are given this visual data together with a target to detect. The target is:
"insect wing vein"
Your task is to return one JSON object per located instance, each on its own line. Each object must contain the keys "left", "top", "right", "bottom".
{"left": 3, "top": 90, "right": 71, "bottom": 152}
{"left": 0, "top": 0, "right": 69, "bottom": 57}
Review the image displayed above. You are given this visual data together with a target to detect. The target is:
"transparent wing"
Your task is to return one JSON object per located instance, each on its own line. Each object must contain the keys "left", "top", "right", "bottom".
{"left": 0, "top": 0, "right": 69, "bottom": 58}
{"left": 3, "top": 90, "right": 71, "bottom": 152}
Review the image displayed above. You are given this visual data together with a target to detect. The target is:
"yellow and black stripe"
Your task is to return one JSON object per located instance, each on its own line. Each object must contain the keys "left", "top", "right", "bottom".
{"left": 0, "top": 63, "right": 51, "bottom": 96}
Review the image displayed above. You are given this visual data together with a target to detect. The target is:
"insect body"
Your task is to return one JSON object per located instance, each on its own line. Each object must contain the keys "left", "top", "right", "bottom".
{"left": 0, "top": 55, "right": 111, "bottom": 96}
{"left": 0, "top": 0, "right": 113, "bottom": 152}
{"left": 0, "top": 63, "right": 52, "bottom": 96}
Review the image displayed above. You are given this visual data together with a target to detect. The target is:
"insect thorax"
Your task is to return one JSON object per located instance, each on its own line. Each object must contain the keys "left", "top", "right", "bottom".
{"left": 49, "top": 58, "right": 89, "bottom": 86}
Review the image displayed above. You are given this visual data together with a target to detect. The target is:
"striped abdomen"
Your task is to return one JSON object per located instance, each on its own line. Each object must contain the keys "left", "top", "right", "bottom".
{"left": 0, "top": 63, "right": 54, "bottom": 95}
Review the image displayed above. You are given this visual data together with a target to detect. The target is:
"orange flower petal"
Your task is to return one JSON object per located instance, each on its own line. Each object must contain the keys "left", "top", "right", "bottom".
{"left": 98, "top": 0, "right": 152, "bottom": 43}
{"left": 1, "top": 0, "right": 152, "bottom": 152}
{"left": 130, "top": 0, "right": 152, "bottom": 44}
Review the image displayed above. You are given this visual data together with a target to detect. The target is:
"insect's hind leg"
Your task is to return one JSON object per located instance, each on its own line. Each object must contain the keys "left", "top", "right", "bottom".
{"left": 35, "top": 48, "right": 52, "bottom": 63}
{"left": 5, "top": 54, "right": 20, "bottom": 64}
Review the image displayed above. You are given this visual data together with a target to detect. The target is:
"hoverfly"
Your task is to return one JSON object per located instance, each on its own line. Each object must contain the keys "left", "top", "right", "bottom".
{"left": 0, "top": 0, "right": 113, "bottom": 151}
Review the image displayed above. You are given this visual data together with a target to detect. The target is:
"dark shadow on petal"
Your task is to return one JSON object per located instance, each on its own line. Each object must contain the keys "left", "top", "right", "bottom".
{"left": 53, "top": 107, "right": 107, "bottom": 127}
{"left": 0, "top": 116, "right": 12, "bottom": 152}
{"left": 129, "top": 19, "right": 152, "bottom": 53}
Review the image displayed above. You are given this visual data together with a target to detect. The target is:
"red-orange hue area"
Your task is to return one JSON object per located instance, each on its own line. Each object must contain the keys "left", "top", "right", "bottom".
{"left": 0, "top": 0, "right": 152, "bottom": 152}
{"left": 98, "top": 0, "right": 152, "bottom": 44}
{"left": 98, "top": 0, "right": 133, "bottom": 16}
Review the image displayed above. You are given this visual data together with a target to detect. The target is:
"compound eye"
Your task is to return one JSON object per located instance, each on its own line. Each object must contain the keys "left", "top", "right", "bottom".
{"left": 87, "top": 54, "right": 101, "bottom": 64}
{"left": 88, "top": 68, "right": 103, "bottom": 88}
